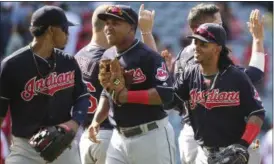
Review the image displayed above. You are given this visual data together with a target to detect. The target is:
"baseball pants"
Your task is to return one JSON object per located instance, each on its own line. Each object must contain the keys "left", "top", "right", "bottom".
{"left": 5, "top": 135, "right": 81, "bottom": 164}
{"left": 1, "top": 130, "right": 10, "bottom": 161}
{"left": 178, "top": 123, "right": 198, "bottom": 164}
{"left": 79, "top": 129, "right": 113, "bottom": 164}
{"left": 106, "top": 117, "right": 176, "bottom": 164}
{"left": 195, "top": 141, "right": 261, "bottom": 164}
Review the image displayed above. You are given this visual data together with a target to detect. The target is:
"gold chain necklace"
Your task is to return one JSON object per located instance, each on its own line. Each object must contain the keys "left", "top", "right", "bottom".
{"left": 29, "top": 45, "right": 56, "bottom": 78}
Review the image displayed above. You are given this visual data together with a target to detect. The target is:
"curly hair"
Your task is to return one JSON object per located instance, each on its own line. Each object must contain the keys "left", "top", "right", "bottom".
{"left": 218, "top": 47, "right": 234, "bottom": 70}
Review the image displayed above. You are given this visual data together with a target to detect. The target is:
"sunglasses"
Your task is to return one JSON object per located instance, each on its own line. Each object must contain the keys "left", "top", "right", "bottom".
{"left": 194, "top": 28, "right": 216, "bottom": 42}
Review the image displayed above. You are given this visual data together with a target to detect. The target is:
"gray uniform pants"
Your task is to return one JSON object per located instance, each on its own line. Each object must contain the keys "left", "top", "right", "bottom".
{"left": 5, "top": 135, "right": 81, "bottom": 164}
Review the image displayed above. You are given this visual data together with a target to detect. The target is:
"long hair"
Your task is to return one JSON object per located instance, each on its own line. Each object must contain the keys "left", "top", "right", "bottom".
{"left": 29, "top": 25, "right": 48, "bottom": 37}
{"left": 218, "top": 47, "right": 234, "bottom": 70}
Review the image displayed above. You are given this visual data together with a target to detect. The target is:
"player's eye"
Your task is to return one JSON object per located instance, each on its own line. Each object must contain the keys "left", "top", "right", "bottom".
{"left": 200, "top": 41, "right": 208, "bottom": 47}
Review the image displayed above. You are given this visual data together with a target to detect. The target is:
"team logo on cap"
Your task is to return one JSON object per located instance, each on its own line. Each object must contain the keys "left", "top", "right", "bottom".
{"left": 155, "top": 62, "right": 169, "bottom": 81}
{"left": 107, "top": 6, "right": 122, "bottom": 15}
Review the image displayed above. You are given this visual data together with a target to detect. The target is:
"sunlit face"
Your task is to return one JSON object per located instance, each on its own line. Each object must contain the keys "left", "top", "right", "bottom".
{"left": 52, "top": 26, "right": 68, "bottom": 49}
{"left": 193, "top": 39, "right": 220, "bottom": 65}
{"left": 104, "top": 18, "right": 132, "bottom": 46}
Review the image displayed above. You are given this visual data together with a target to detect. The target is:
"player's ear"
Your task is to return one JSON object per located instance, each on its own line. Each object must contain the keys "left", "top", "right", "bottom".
{"left": 216, "top": 45, "right": 222, "bottom": 54}
{"left": 47, "top": 26, "right": 55, "bottom": 36}
{"left": 130, "top": 25, "right": 136, "bottom": 34}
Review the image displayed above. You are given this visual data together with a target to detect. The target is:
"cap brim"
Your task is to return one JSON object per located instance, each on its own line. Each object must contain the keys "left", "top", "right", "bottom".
{"left": 187, "top": 34, "right": 215, "bottom": 43}
{"left": 67, "top": 20, "right": 78, "bottom": 26}
{"left": 98, "top": 13, "right": 125, "bottom": 22}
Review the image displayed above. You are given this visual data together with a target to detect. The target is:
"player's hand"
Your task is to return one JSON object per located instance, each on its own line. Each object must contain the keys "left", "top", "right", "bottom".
{"left": 60, "top": 120, "right": 79, "bottom": 133}
{"left": 88, "top": 121, "right": 101, "bottom": 143}
{"left": 247, "top": 9, "right": 264, "bottom": 41}
{"left": 161, "top": 50, "right": 173, "bottom": 72}
{"left": 138, "top": 4, "right": 155, "bottom": 33}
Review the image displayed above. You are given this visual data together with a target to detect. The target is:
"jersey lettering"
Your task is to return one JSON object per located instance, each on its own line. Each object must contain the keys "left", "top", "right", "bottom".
{"left": 189, "top": 89, "right": 240, "bottom": 110}
{"left": 126, "top": 68, "right": 146, "bottom": 84}
{"left": 21, "top": 71, "right": 75, "bottom": 101}
{"left": 85, "top": 81, "right": 98, "bottom": 113}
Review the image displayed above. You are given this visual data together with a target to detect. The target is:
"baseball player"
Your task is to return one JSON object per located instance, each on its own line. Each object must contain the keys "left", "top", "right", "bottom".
{"left": 156, "top": 4, "right": 266, "bottom": 164}
{"left": 0, "top": 6, "right": 89, "bottom": 164}
{"left": 90, "top": 5, "right": 176, "bottom": 164}
{"left": 75, "top": 5, "right": 113, "bottom": 164}
{"left": 76, "top": 4, "right": 159, "bottom": 164}
{"left": 173, "top": 23, "right": 265, "bottom": 164}
{"left": 177, "top": 7, "right": 265, "bottom": 164}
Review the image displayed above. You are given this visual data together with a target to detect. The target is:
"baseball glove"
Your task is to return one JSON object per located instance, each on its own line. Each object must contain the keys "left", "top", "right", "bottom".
{"left": 28, "top": 125, "right": 75, "bottom": 162}
{"left": 208, "top": 144, "right": 249, "bottom": 164}
{"left": 99, "top": 58, "right": 126, "bottom": 103}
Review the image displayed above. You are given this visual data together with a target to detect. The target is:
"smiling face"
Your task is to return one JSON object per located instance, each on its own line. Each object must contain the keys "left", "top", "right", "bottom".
{"left": 193, "top": 39, "right": 220, "bottom": 65}
{"left": 104, "top": 18, "right": 133, "bottom": 46}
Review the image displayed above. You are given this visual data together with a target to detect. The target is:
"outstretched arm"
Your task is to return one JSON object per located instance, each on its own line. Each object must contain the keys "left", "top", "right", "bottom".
{"left": 101, "top": 57, "right": 173, "bottom": 106}
{"left": 242, "top": 9, "right": 266, "bottom": 85}
{"left": 248, "top": 9, "right": 265, "bottom": 72}
{"left": 238, "top": 73, "right": 265, "bottom": 147}
{"left": 139, "top": 4, "right": 158, "bottom": 52}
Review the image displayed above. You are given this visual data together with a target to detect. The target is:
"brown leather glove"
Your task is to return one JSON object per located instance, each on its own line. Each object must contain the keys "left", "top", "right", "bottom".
{"left": 99, "top": 58, "right": 126, "bottom": 103}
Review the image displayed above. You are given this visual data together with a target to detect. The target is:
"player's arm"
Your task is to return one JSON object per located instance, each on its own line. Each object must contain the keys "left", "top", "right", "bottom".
{"left": 245, "top": 9, "right": 265, "bottom": 83}
{"left": 0, "top": 60, "right": 11, "bottom": 126}
{"left": 63, "top": 59, "right": 90, "bottom": 132}
{"left": 118, "top": 57, "right": 173, "bottom": 106}
{"left": 92, "top": 93, "right": 110, "bottom": 125}
{"left": 160, "top": 64, "right": 191, "bottom": 111}
{"left": 89, "top": 92, "right": 110, "bottom": 143}
{"left": 138, "top": 4, "right": 158, "bottom": 52}
{"left": 238, "top": 73, "right": 265, "bottom": 148}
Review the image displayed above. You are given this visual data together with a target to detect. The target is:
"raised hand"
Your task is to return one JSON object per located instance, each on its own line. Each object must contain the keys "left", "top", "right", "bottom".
{"left": 161, "top": 50, "right": 173, "bottom": 72}
{"left": 247, "top": 9, "right": 264, "bottom": 41}
{"left": 138, "top": 4, "right": 155, "bottom": 33}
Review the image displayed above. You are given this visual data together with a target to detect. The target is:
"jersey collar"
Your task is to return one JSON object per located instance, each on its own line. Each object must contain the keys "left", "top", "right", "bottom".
{"left": 115, "top": 39, "right": 140, "bottom": 58}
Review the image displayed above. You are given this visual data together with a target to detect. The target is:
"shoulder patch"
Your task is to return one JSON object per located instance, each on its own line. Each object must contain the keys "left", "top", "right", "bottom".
{"left": 155, "top": 62, "right": 169, "bottom": 81}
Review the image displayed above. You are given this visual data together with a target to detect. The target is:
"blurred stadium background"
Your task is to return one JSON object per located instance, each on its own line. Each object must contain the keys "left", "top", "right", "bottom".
{"left": 0, "top": 1, "right": 273, "bottom": 164}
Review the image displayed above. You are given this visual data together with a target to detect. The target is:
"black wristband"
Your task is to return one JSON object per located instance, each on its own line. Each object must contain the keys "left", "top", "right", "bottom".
{"left": 238, "top": 139, "right": 250, "bottom": 148}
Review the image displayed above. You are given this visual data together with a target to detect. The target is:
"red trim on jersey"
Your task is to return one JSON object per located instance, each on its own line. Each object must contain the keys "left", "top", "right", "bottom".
{"left": 127, "top": 90, "right": 149, "bottom": 105}
{"left": 241, "top": 123, "right": 260, "bottom": 144}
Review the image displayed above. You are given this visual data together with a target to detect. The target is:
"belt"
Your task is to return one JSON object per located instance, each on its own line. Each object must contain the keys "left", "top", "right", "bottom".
{"left": 117, "top": 122, "right": 158, "bottom": 138}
